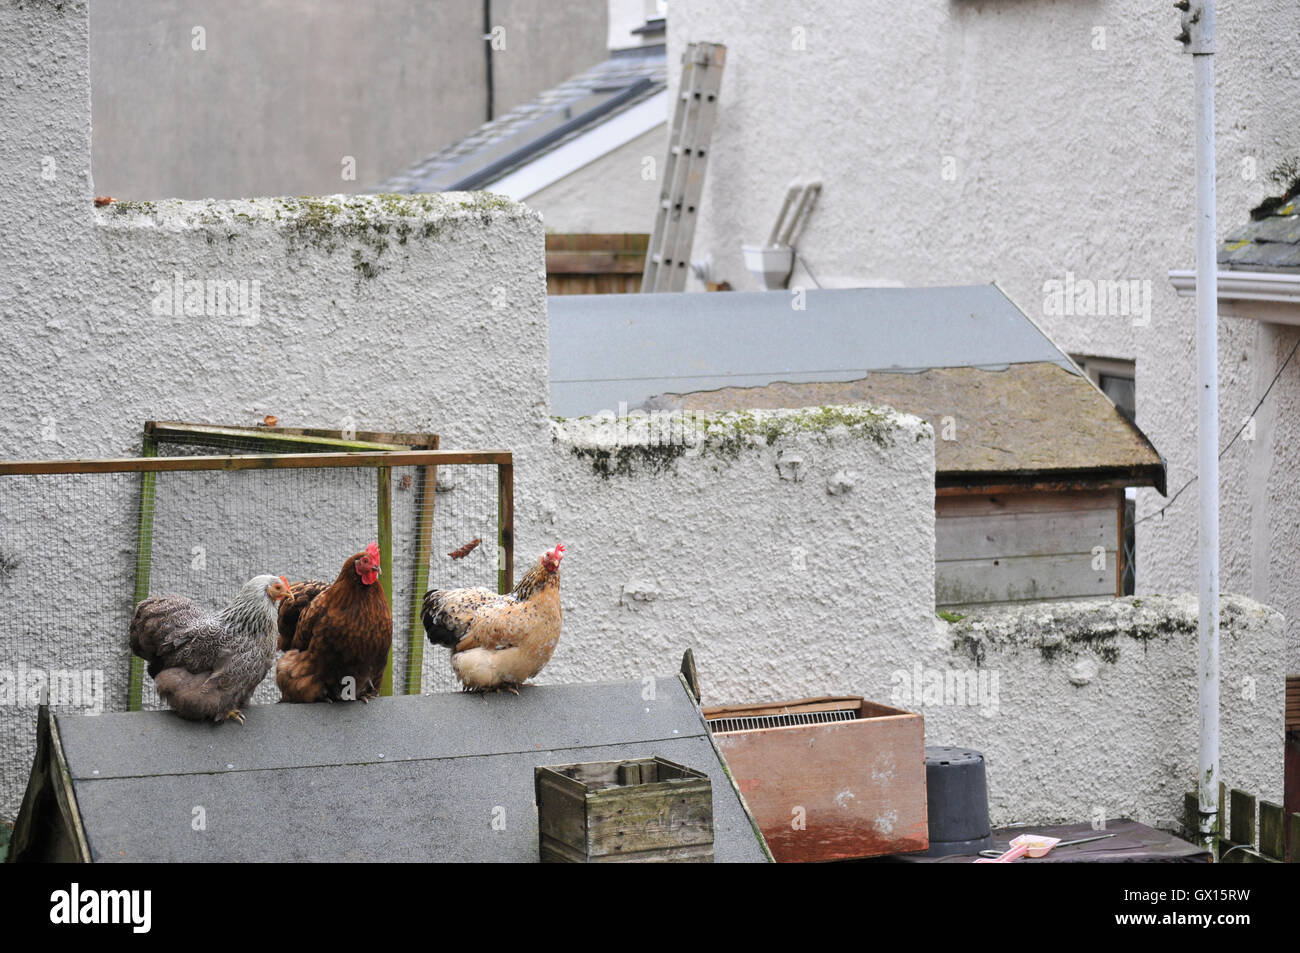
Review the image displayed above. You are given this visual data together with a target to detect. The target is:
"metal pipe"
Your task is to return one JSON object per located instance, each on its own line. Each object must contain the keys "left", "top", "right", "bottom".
{"left": 1189, "top": 1, "right": 1220, "bottom": 850}
{"left": 767, "top": 184, "right": 798, "bottom": 247}
{"left": 483, "top": 0, "right": 494, "bottom": 122}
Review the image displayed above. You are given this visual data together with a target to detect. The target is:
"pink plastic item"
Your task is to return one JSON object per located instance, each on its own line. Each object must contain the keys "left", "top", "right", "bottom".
{"left": 973, "top": 834, "right": 1062, "bottom": 863}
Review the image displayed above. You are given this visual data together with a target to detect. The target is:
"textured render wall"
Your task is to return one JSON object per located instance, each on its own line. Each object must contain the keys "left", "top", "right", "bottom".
{"left": 0, "top": 1, "right": 551, "bottom": 819}
{"left": 542, "top": 407, "right": 1281, "bottom": 830}
{"left": 525, "top": 125, "right": 665, "bottom": 234}
{"left": 938, "top": 595, "right": 1284, "bottom": 829}
{"left": 667, "top": 1, "right": 1300, "bottom": 670}
{"left": 538, "top": 407, "right": 939, "bottom": 703}
{"left": 90, "top": 0, "right": 610, "bottom": 198}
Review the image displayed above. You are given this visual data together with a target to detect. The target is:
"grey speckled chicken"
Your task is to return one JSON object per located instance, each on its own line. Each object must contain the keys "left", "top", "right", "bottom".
{"left": 129, "top": 574, "right": 292, "bottom": 724}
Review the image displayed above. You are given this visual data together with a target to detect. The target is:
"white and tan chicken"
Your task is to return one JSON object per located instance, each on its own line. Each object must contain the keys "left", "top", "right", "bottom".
{"left": 421, "top": 544, "right": 564, "bottom": 694}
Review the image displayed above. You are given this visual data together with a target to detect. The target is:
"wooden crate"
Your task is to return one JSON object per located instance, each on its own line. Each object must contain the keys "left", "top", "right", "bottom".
{"left": 534, "top": 756, "right": 714, "bottom": 863}
{"left": 704, "top": 696, "right": 928, "bottom": 862}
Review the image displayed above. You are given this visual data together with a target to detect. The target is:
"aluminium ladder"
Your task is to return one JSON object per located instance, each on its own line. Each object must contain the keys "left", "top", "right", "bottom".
{"left": 641, "top": 41, "right": 726, "bottom": 293}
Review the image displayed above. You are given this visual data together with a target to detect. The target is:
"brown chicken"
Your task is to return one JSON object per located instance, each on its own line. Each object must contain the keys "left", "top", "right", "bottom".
{"left": 130, "top": 575, "right": 293, "bottom": 724}
{"left": 276, "top": 542, "right": 392, "bottom": 703}
{"left": 421, "top": 544, "right": 564, "bottom": 694}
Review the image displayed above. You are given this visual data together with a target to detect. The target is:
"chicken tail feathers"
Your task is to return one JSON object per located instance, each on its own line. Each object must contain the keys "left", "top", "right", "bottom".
{"left": 129, "top": 595, "right": 196, "bottom": 678}
{"left": 277, "top": 580, "right": 329, "bottom": 651}
{"left": 275, "top": 649, "right": 330, "bottom": 703}
{"left": 420, "top": 590, "right": 464, "bottom": 648}
{"left": 152, "top": 668, "right": 234, "bottom": 722}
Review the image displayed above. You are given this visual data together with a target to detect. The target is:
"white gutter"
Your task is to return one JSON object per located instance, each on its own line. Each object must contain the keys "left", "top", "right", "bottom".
{"left": 1168, "top": 269, "right": 1300, "bottom": 302}
{"left": 487, "top": 90, "right": 668, "bottom": 201}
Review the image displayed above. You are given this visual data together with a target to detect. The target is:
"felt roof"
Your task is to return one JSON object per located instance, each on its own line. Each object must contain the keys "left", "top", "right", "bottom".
{"left": 548, "top": 285, "right": 1165, "bottom": 490}
{"left": 46, "top": 677, "right": 768, "bottom": 863}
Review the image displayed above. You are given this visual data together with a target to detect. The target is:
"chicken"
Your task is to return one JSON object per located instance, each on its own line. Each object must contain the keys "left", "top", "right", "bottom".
{"left": 129, "top": 574, "right": 292, "bottom": 725}
{"left": 275, "top": 542, "right": 392, "bottom": 703}
{"left": 422, "top": 544, "right": 565, "bottom": 694}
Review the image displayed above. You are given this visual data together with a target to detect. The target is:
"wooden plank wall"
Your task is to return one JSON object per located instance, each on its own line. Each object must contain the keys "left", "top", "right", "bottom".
{"left": 546, "top": 233, "right": 647, "bottom": 295}
{"left": 1287, "top": 675, "right": 1299, "bottom": 734}
{"left": 936, "top": 488, "right": 1122, "bottom": 609}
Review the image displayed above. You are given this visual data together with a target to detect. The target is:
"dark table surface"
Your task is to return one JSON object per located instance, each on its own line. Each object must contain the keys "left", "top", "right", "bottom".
{"left": 881, "top": 818, "right": 1212, "bottom": 863}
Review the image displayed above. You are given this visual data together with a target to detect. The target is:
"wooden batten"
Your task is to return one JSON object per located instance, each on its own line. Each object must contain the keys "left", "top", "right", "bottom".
{"left": 0, "top": 449, "right": 511, "bottom": 476}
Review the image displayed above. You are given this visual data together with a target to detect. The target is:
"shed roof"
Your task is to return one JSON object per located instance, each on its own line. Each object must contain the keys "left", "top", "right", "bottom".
{"left": 548, "top": 285, "right": 1165, "bottom": 491}
{"left": 29, "top": 677, "right": 768, "bottom": 863}
{"left": 374, "top": 45, "right": 666, "bottom": 195}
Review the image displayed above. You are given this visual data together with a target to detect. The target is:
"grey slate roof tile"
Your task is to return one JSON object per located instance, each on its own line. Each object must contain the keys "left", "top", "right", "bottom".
{"left": 372, "top": 45, "right": 667, "bottom": 195}
{"left": 1218, "top": 190, "right": 1300, "bottom": 273}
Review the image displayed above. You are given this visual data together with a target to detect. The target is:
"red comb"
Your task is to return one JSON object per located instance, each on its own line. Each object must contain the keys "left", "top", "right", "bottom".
{"left": 365, "top": 541, "right": 380, "bottom": 564}
{"left": 550, "top": 543, "right": 565, "bottom": 557}
{"left": 279, "top": 575, "right": 290, "bottom": 588}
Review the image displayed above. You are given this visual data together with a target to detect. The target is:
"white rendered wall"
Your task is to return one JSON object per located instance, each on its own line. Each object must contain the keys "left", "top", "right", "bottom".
{"left": 0, "top": 1, "right": 551, "bottom": 819}
{"left": 937, "top": 595, "right": 1283, "bottom": 830}
{"left": 541, "top": 407, "right": 938, "bottom": 701}
{"left": 666, "top": 0, "right": 1300, "bottom": 674}
{"left": 542, "top": 408, "right": 1282, "bottom": 830}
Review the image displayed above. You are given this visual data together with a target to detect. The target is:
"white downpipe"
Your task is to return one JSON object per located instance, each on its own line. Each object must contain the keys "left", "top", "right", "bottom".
{"left": 1191, "top": 4, "right": 1220, "bottom": 850}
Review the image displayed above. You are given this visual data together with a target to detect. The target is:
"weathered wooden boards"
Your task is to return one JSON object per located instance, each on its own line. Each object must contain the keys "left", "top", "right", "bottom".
{"left": 546, "top": 233, "right": 648, "bottom": 295}
{"left": 1183, "top": 783, "right": 1299, "bottom": 862}
{"left": 535, "top": 757, "right": 714, "bottom": 862}
{"left": 936, "top": 488, "right": 1123, "bottom": 608}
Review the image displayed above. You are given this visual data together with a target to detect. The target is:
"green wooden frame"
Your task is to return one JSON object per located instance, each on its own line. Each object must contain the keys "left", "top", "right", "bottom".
{"left": 0, "top": 438, "right": 514, "bottom": 709}
{"left": 133, "top": 422, "right": 440, "bottom": 708}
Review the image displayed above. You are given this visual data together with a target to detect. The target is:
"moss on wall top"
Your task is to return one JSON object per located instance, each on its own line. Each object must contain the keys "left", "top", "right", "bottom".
{"left": 554, "top": 404, "right": 922, "bottom": 479}
{"left": 99, "top": 192, "right": 534, "bottom": 235}
{"left": 942, "top": 593, "right": 1277, "bottom": 667}
{"left": 96, "top": 192, "right": 537, "bottom": 283}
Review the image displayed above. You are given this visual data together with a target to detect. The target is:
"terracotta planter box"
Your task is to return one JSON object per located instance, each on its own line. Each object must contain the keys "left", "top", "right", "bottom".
{"left": 534, "top": 756, "right": 714, "bottom": 863}
{"left": 703, "top": 696, "right": 928, "bottom": 862}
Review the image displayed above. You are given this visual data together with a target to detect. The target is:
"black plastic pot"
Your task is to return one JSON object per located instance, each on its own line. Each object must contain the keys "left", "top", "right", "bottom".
{"left": 920, "top": 745, "right": 993, "bottom": 857}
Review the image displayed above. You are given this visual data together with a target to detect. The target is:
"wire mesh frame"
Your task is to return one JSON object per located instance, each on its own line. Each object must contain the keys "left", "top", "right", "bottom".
{"left": 140, "top": 420, "right": 442, "bottom": 703}
{"left": 0, "top": 449, "right": 513, "bottom": 708}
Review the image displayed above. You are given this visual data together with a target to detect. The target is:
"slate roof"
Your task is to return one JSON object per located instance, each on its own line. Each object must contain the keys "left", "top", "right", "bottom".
{"left": 548, "top": 285, "right": 1166, "bottom": 491}
{"left": 373, "top": 44, "right": 667, "bottom": 194}
{"left": 1218, "top": 186, "right": 1300, "bottom": 272}
{"left": 33, "top": 677, "right": 769, "bottom": 862}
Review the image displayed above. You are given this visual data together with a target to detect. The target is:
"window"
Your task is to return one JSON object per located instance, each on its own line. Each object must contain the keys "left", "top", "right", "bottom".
{"left": 1072, "top": 355, "right": 1138, "bottom": 595}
